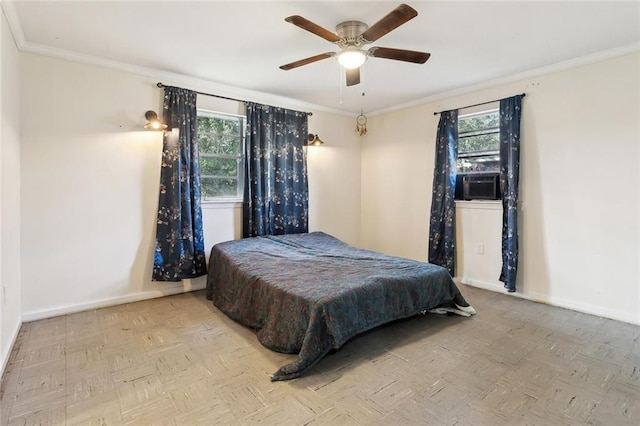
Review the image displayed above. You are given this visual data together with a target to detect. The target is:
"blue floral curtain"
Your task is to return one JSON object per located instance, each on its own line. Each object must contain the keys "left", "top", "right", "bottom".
{"left": 498, "top": 95, "right": 523, "bottom": 292}
{"left": 243, "top": 103, "right": 309, "bottom": 237}
{"left": 428, "top": 110, "right": 458, "bottom": 276}
{"left": 153, "top": 86, "right": 207, "bottom": 281}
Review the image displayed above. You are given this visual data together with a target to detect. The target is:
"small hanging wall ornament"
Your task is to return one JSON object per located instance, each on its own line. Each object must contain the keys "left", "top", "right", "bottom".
{"left": 356, "top": 111, "right": 368, "bottom": 136}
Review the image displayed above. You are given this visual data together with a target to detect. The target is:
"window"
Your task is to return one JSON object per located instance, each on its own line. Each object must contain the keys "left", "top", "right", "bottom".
{"left": 197, "top": 110, "right": 245, "bottom": 201}
{"left": 457, "top": 108, "right": 500, "bottom": 173}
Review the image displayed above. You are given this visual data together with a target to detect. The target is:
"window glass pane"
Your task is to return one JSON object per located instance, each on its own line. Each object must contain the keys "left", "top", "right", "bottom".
{"left": 198, "top": 135, "right": 240, "bottom": 155}
{"left": 198, "top": 119, "right": 241, "bottom": 154}
{"left": 197, "top": 111, "right": 244, "bottom": 200}
{"left": 457, "top": 154, "right": 500, "bottom": 173}
{"left": 198, "top": 133, "right": 216, "bottom": 153}
{"left": 213, "top": 135, "right": 241, "bottom": 155}
{"left": 200, "top": 157, "right": 238, "bottom": 177}
{"left": 222, "top": 119, "right": 240, "bottom": 135}
{"left": 198, "top": 116, "right": 240, "bottom": 134}
{"left": 459, "top": 133, "right": 499, "bottom": 154}
{"left": 458, "top": 110, "right": 499, "bottom": 134}
{"left": 202, "top": 116, "right": 240, "bottom": 136}
{"left": 457, "top": 109, "right": 500, "bottom": 174}
{"left": 200, "top": 177, "right": 238, "bottom": 198}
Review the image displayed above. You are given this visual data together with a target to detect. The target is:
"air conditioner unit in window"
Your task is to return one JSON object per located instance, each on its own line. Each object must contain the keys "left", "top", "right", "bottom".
{"left": 459, "top": 173, "right": 501, "bottom": 200}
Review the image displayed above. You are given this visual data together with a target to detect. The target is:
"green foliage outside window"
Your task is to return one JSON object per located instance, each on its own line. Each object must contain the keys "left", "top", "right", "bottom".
{"left": 197, "top": 113, "right": 244, "bottom": 199}
{"left": 458, "top": 111, "right": 499, "bottom": 136}
{"left": 457, "top": 109, "right": 500, "bottom": 173}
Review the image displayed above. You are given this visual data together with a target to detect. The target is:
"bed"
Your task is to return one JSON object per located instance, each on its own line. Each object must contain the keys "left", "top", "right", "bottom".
{"left": 206, "top": 232, "right": 475, "bottom": 381}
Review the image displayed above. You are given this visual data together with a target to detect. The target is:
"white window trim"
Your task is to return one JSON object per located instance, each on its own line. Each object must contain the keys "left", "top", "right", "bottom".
{"left": 454, "top": 200, "right": 502, "bottom": 210}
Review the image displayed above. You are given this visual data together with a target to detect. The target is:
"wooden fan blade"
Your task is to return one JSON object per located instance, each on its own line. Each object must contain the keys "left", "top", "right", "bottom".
{"left": 346, "top": 68, "right": 360, "bottom": 86}
{"left": 360, "top": 4, "right": 418, "bottom": 43}
{"left": 280, "top": 52, "right": 335, "bottom": 70}
{"left": 285, "top": 15, "right": 341, "bottom": 43}
{"left": 369, "top": 47, "right": 430, "bottom": 64}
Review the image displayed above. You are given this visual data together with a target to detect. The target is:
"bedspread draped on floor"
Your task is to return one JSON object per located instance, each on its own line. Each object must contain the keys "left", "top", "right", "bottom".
{"left": 206, "top": 232, "right": 474, "bottom": 381}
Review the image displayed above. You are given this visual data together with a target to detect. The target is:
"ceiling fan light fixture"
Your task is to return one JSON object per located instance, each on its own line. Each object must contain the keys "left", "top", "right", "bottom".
{"left": 337, "top": 48, "right": 367, "bottom": 69}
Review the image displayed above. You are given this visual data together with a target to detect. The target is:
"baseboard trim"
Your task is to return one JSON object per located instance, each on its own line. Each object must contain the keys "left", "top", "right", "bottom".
{"left": 21, "top": 282, "right": 206, "bottom": 323}
{"left": 459, "top": 277, "right": 506, "bottom": 293}
{"left": 1, "top": 317, "right": 22, "bottom": 380}
{"left": 458, "top": 277, "right": 640, "bottom": 326}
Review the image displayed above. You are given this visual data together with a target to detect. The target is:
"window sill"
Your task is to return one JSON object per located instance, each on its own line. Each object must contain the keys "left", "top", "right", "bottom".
{"left": 455, "top": 200, "right": 502, "bottom": 210}
{"left": 201, "top": 200, "right": 243, "bottom": 209}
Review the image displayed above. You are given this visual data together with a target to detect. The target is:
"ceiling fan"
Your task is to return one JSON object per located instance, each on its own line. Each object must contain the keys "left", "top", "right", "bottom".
{"left": 279, "top": 3, "right": 430, "bottom": 87}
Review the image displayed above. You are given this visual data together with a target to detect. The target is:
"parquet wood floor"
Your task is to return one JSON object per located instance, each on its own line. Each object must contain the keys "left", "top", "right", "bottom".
{"left": 1, "top": 285, "right": 638, "bottom": 425}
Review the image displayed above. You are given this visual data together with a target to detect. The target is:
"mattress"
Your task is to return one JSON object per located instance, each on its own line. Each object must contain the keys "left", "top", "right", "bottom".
{"left": 206, "top": 231, "right": 474, "bottom": 380}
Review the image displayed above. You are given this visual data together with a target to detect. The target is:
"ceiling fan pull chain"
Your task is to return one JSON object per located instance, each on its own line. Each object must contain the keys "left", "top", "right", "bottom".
{"left": 338, "top": 67, "right": 344, "bottom": 104}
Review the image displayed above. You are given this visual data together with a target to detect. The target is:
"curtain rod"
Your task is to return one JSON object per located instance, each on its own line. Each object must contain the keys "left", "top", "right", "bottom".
{"left": 156, "top": 82, "right": 312, "bottom": 116}
{"left": 433, "top": 93, "right": 525, "bottom": 116}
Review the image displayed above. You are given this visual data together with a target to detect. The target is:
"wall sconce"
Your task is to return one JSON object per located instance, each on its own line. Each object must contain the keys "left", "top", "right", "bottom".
{"left": 307, "top": 133, "right": 325, "bottom": 146}
{"left": 144, "top": 110, "right": 167, "bottom": 130}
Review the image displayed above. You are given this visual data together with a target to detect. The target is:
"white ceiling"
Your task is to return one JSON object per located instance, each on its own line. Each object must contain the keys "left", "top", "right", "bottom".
{"left": 4, "top": 1, "right": 640, "bottom": 114}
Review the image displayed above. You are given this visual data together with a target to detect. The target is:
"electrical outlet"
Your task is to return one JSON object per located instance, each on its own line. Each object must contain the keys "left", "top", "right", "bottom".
{"left": 475, "top": 244, "right": 484, "bottom": 255}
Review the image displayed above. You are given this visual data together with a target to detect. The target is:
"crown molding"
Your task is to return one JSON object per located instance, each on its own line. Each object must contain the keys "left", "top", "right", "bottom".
{"left": 0, "top": 0, "right": 352, "bottom": 117}
{"left": 21, "top": 39, "right": 354, "bottom": 117}
{"left": 369, "top": 42, "right": 640, "bottom": 117}
{"left": 1, "top": 0, "right": 25, "bottom": 46}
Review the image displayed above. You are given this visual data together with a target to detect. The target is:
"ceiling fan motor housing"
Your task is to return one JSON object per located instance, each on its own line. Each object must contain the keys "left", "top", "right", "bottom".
{"left": 336, "top": 21, "right": 369, "bottom": 48}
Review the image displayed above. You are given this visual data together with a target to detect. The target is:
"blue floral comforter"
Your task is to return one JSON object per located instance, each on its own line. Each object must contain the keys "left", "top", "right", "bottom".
{"left": 206, "top": 232, "right": 473, "bottom": 381}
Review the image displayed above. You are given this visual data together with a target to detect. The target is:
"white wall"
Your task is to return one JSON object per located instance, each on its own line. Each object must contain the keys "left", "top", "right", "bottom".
{"left": 455, "top": 201, "right": 502, "bottom": 286}
{"left": 20, "top": 53, "right": 181, "bottom": 319}
{"left": 307, "top": 112, "right": 362, "bottom": 246}
{"left": 0, "top": 8, "right": 22, "bottom": 375}
{"left": 360, "top": 104, "right": 436, "bottom": 261}
{"left": 362, "top": 52, "right": 640, "bottom": 325}
{"left": 19, "top": 53, "right": 361, "bottom": 320}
